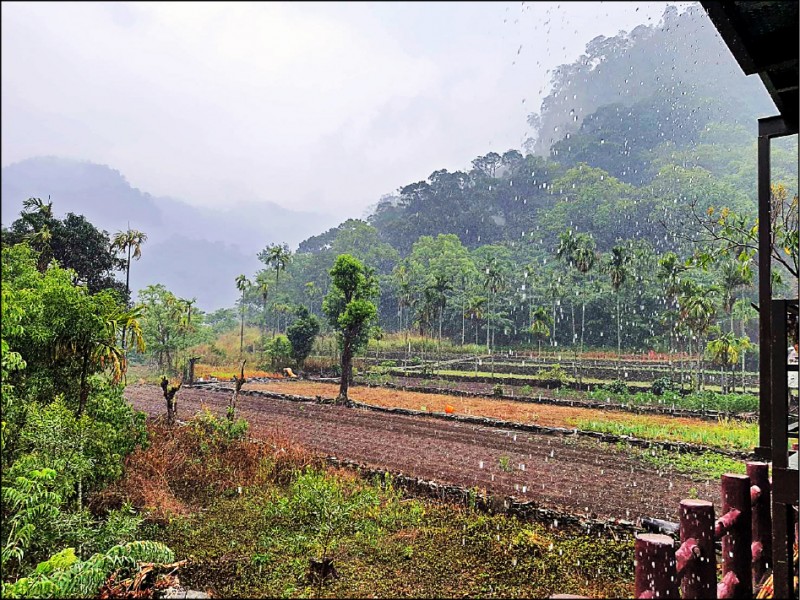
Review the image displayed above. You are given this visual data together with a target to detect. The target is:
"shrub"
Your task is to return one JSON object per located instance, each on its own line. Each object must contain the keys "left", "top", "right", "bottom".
{"left": 603, "top": 379, "right": 629, "bottom": 395}
{"left": 492, "top": 383, "right": 504, "bottom": 397}
{"left": 651, "top": 376, "right": 677, "bottom": 396}
{"left": 520, "top": 385, "right": 533, "bottom": 396}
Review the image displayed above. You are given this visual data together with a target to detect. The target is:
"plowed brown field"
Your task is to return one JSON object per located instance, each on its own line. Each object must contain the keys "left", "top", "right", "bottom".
{"left": 125, "top": 384, "right": 721, "bottom": 523}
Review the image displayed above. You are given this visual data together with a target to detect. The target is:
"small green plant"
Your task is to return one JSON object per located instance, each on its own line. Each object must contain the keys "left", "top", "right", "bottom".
{"left": 1, "top": 541, "right": 174, "bottom": 599}
{"left": 192, "top": 408, "right": 249, "bottom": 447}
{"left": 536, "top": 364, "right": 568, "bottom": 385}
{"left": 498, "top": 455, "right": 513, "bottom": 472}
{"left": 688, "top": 487, "right": 699, "bottom": 499}
{"left": 520, "top": 385, "right": 533, "bottom": 396}
{"left": 492, "top": 383, "right": 504, "bottom": 397}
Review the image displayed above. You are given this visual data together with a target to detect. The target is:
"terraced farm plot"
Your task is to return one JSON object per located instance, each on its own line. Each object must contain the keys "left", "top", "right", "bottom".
{"left": 126, "top": 384, "right": 722, "bottom": 523}
{"left": 242, "top": 380, "right": 757, "bottom": 451}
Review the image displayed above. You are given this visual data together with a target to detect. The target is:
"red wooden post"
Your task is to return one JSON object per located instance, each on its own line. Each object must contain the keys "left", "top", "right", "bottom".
{"left": 716, "top": 473, "right": 752, "bottom": 599}
{"left": 678, "top": 499, "right": 716, "bottom": 599}
{"left": 746, "top": 461, "right": 771, "bottom": 588}
{"left": 634, "top": 533, "right": 679, "bottom": 599}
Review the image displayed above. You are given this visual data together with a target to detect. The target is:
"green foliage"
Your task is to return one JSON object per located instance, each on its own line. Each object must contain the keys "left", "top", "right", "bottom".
{"left": 1, "top": 468, "right": 61, "bottom": 571}
{"left": 138, "top": 284, "right": 208, "bottom": 374}
{"left": 650, "top": 376, "right": 677, "bottom": 396}
{"left": 266, "top": 470, "right": 380, "bottom": 566}
{"left": 574, "top": 417, "right": 757, "bottom": 451}
{"left": 634, "top": 448, "right": 747, "bottom": 480}
{"left": 1, "top": 540, "right": 174, "bottom": 599}
{"left": 603, "top": 379, "right": 629, "bottom": 395}
{"left": 498, "top": 455, "right": 513, "bottom": 472}
{"left": 265, "top": 335, "right": 293, "bottom": 368}
{"left": 587, "top": 388, "right": 758, "bottom": 414}
{"left": 492, "top": 383, "right": 504, "bottom": 397}
{"left": 5, "top": 201, "right": 126, "bottom": 296}
{"left": 536, "top": 364, "right": 569, "bottom": 384}
{"left": 286, "top": 306, "right": 320, "bottom": 369}
{"left": 191, "top": 408, "right": 249, "bottom": 447}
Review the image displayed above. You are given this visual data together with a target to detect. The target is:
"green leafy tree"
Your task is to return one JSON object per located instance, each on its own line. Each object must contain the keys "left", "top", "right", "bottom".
{"left": 323, "top": 255, "right": 378, "bottom": 403}
{"left": 138, "top": 285, "right": 194, "bottom": 374}
{"left": 286, "top": 306, "right": 320, "bottom": 370}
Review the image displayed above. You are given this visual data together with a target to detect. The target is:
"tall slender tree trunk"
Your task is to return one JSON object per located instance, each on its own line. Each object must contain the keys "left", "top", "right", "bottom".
{"left": 122, "top": 244, "right": 132, "bottom": 351}
{"left": 616, "top": 294, "right": 622, "bottom": 375}
{"left": 77, "top": 348, "right": 90, "bottom": 417}
{"left": 239, "top": 304, "right": 245, "bottom": 357}
{"left": 580, "top": 303, "right": 586, "bottom": 354}
{"left": 486, "top": 291, "right": 491, "bottom": 353}
{"left": 461, "top": 296, "right": 466, "bottom": 347}
{"left": 570, "top": 302, "right": 576, "bottom": 348}
{"left": 338, "top": 337, "right": 353, "bottom": 402}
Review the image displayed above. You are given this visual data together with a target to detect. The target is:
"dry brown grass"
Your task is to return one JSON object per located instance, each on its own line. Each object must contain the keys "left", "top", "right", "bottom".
{"left": 93, "top": 415, "right": 325, "bottom": 522}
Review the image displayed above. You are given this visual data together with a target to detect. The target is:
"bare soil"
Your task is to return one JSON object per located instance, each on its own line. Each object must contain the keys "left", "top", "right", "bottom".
{"left": 126, "top": 384, "right": 721, "bottom": 523}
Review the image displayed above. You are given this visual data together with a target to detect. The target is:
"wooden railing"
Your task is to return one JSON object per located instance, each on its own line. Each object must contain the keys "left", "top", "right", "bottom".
{"left": 634, "top": 462, "right": 774, "bottom": 599}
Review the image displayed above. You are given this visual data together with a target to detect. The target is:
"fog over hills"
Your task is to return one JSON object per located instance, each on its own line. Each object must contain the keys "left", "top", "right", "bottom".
{"left": 1, "top": 156, "right": 337, "bottom": 311}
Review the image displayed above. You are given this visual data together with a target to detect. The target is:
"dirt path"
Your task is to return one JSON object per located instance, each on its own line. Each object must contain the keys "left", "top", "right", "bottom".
{"left": 126, "top": 384, "right": 720, "bottom": 523}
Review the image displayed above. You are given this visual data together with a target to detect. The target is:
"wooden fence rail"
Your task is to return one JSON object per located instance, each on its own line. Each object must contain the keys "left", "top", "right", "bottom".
{"left": 635, "top": 462, "right": 773, "bottom": 599}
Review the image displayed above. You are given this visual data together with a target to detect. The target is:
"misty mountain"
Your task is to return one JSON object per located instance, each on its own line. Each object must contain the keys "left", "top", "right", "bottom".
{"left": 1, "top": 156, "right": 336, "bottom": 311}
{"left": 526, "top": 4, "right": 775, "bottom": 155}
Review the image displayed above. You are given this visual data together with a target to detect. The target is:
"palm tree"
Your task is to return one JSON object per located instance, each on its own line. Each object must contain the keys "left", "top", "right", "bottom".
{"left": 110, "top": 228, "right": 148, "bottom": 353}
{"left": 573, "top": 235, "right": 597, "bottom": 355}
{"left": 482, "top": 258, "right": 506, "bottom": 353}
{"left": 304, "top": 281, "right": 318, "bottom": 316}
{"left": 427, "top": 274, "right": 453, "bottom": 347}
{"left": 466, "top": 296, "right": 487, "bottom": 347}
{"left": 556, "top": 231, "right": 580, "bottom": 350}
{"left": 21, "top": 197, "right": 55, "bottom": 272}
{"left": 706, "top": 328, "right": 751, "bottom": 393}
{"left": 603, "top": 245, "right": 630, "bottom": 371}
{"left": 528, "top": 306, "right": 552, "bottom": 357}
{"left": 111, "top": 229, "right": 148, "bottom": 306}
{"left": 719, "top": 258, "right": 753, "bottom": 332}
{"left": 235, "top": 274, "right": 251, "bottom": 357}
{"left": 255, "top": 273, "right": 271, "bottom": 343}
{"left": 22, "top": 196, "right": 53, "bottom": 219}
{"left": 679, "top": 282, "right": 717, "bottom": 390}
{"left": 732, "top": 299, "right": 757, "bottom": 392}
{"left": 259, "top": 243, "right": 291, "bottom": 336}
{"left": 543, "top": 274, "right": 564, "bottom": 349}
{"left": 63, "top": 304, "right": 145, "bottom": 416}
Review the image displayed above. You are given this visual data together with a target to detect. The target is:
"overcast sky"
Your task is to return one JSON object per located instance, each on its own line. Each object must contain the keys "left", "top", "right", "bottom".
{"left": 2, "top": 1, "right": 687, "bottom": 217}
